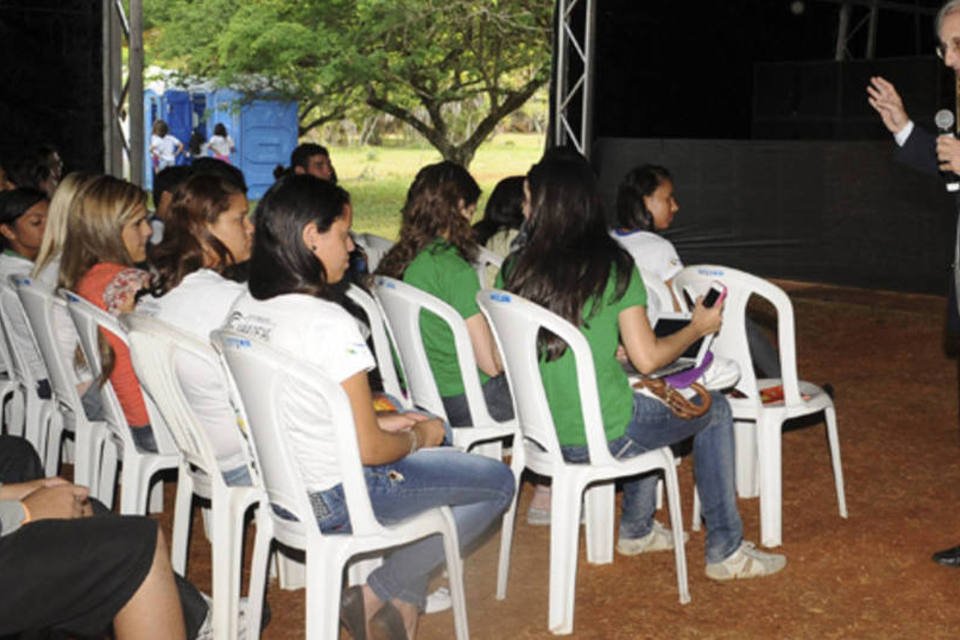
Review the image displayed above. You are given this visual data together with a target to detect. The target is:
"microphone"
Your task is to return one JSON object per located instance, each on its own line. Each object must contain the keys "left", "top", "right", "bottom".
{"left": 935, "top": 109, "right": 960, "bottom": 192}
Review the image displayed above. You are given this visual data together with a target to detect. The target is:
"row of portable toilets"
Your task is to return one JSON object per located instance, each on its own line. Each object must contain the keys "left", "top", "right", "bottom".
{"left": 144, "top": 87, "right": 299, "bottom": 200}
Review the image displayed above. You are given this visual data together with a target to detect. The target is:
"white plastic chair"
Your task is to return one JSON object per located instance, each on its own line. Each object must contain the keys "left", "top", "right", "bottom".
{"left": 0, "top": 299, "right": 24, "bottom": 437}
{"left": 63, "top": 291, "right": 178, "bottom": 514}
{"left": 14, "top": 277, "right": 109, "bottom": 484}
{"left": 353, "top": 232, "right": 395, "bottom": 273}
{"left": 212, "top": 329, "right": 469, "bottom": 640}
{"left": 0, "top": 277, "right": 55, "bottom": 458}
{"left": 672, "top": 265, "right": 847, "bottom": 548}
{"left": 124, "top": 313, "right": 264, "bottom": 640}
{"left": 477, "top": 289, "right": 689, "bottom": 635}
{"left": 473, "top": 246, "right": 505, "bottom": 289}
{"left": 345, "top": 284, "right": 410, "bottom": 406}
{"left": 373, "top": 276, "right": 516, "bottom": 457}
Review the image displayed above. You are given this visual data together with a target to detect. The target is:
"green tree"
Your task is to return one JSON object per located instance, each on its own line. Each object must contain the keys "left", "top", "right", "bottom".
{"left": 145, "top": 0, "right": 552, "bottom": 167}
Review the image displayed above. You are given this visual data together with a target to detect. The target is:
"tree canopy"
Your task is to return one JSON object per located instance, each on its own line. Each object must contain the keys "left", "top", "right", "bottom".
{"left": 145, "top": 0, "right": 552, "bottom": 166}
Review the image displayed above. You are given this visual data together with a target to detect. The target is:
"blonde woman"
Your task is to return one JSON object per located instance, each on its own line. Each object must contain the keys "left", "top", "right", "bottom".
{"left": 59, "top": 176, "right": 156, "bottom": 451}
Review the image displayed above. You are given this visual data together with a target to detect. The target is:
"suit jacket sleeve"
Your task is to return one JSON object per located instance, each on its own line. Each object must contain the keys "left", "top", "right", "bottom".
{"left": 895, "top": 125, "right": 939, "bottom": 176}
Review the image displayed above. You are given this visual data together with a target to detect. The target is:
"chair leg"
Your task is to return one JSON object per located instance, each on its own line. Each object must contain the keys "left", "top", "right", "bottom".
{"left": 660, "top": 450, "right": 690, "bottom": 605}
{"left": 583, "top": 483, "right": 614, "bottom": 565}
{"left": 495, "top": 454, "right": 524, "bottom": 600}
{"left": 756, "top": 415, "right": 783, "bottom": 548}
{"left": 734, "top": 419, "right": 759, "bottom": 498}
{"left": 439, "top": 508, "right": 469, "bottom": 640}
{"left": 171, "top": 470, "right": 194, "bottom": 574}
{"left": 691, "top": 484, "right": 701, "bottom": 533}
{"left": 824, "top": 405, "right": 848, "bottom": 518}
{"left": 97, "top": 439, "right": 119, "bottom": 510}
{"left": 548, "top": 477, "right": 582, "bottom": 635}
{"left": 43, "top": 411, "right": 65, "bottom": 477}
{"left": 245, "top": 506, "right": 272, "bottom": 640}
{"left": 211, "top": 498, "right": 241, "bottom": 640}
{"left": 305, "top": 548, "right": 344, "bottom": 640}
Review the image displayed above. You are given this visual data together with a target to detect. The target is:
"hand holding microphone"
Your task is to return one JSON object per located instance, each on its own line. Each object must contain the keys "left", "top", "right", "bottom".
{"left": 935, "top": 109, "right": 960, "bottom": 191}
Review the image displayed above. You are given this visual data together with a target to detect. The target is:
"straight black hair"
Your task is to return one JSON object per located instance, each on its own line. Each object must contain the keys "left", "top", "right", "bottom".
{"left": 615, "top": 164, "right": 672, "bottom": 231}
{"left": 248, "top": 174, "right": 350, "bottom": 301}
{"left": 473, "top": 175, "right": 525, "bottom": 246}
{"left": 505, "top": 154, "right": 634, "bottom": 360}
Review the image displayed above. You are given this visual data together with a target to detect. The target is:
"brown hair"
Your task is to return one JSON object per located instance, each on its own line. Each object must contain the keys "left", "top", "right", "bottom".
{"left": 149, "top": 173, "right": 243, "bottom": 295}
{"left": 376, "top": 161, "right": 481, "bottom": 278}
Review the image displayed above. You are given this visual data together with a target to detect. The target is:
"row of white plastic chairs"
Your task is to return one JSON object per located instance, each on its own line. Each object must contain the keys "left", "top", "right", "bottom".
{"left": 0, "top": 247, "right": 848, "bottom": 637}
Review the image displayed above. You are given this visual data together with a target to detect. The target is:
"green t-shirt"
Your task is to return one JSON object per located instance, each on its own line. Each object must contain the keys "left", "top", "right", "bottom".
{"left": 538, "top": 267, "right": 647, "bottom": 446}
{"left": 403, "top": 238, "right": 487, "bottom": 397}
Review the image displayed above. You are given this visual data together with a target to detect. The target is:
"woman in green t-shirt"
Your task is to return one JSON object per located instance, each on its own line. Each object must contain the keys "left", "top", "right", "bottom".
{"left": 502, "top": 151, "right": 786, "bottom": 581}
{"left": 377, "top": 161, "right": 514, "bottom": 428}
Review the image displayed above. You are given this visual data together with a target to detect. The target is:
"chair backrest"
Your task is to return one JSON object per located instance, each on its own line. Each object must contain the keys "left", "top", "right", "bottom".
{"left": 672, "top": 265, "right": 801, "bottom": 404}
{"left": 211, "top": 329, "right": 381, "bottom": 538}
{"left": 373, "top": 276, "right": 494, "bottom": 426}
{"left": 636, "top": 266, "right": 686, "bottom": 325}
{"left": 476, "top": 289, "right": 616, "bottom": 467}
{"left": 474, "top": 246, "right": 505, "bottom": 289}
{"left": 345, "top": 284, "right": 410, "bottom": 406}
{"left": 353, "top": 232, "right": 395, "bottom": 273}
{"left": 0, "top": 276, "right": 47, "bottom": 388}
{"left": 13, "top": 277, "right": 84, "bottom": 413}
{"left": 61, "top": 290, "right": 177, "bottom": 454}
{"left": 123, "top": 313, "right": 248, "bottom": 480}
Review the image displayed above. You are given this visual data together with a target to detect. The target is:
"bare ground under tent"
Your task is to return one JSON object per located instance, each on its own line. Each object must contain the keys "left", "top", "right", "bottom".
{"left": 152, "top": 281, "right": 960, "bottom": 639}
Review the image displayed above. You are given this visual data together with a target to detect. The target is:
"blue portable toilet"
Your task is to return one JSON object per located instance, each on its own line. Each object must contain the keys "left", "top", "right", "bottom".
{"left": 160, "top": 90, "right": 193, "bottom": 167}
{"left": 206, "top": 88, "right": 298, "bottom": 200}
{"left": 145, "top": 86, "right": 298, "bottom": 201}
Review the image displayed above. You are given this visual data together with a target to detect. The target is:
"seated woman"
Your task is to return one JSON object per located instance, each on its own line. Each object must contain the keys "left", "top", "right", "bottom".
{"left": 612, "top": 164, "right": 781, "bottom": 377}
{"left": 471, "top": 175, "right": 525, "bottom": 288}
{"left": 225, "top": 174, "right": 514, "bottom": 639}
{"left": 138, "top": 173, "right": 254, "bottom": 485}
{"left": 376, "top": 161, "right": 513, "bottom": 427}
{"left": 0, "top": 187, "right": 50, "bottom": 395}
{"left": 59, "top": 175, "right": 158, "bottom": 452}
{"left": 502, "top": 154, "right": 786, "bottom": 580}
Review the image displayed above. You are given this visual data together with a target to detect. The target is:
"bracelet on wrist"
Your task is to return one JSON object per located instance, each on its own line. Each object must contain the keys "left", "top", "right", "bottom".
{"left": 408, "top": 428, "right": 420, "bottom": 455}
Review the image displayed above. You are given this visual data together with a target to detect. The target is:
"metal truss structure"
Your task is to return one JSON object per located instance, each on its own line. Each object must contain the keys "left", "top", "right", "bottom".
{"left": 102, "top": 0, "right": 143, "bottom": 184}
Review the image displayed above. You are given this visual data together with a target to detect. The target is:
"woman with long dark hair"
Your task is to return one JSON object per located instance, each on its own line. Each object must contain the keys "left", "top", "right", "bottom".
{"left": 225, "top": 174, "right": 514, "bottom": 639}
{"left": 377, "top": 161, "right": 513, "bottom": 427}
{"left": 502, "top": 154, "right": 786, "bottom": 580}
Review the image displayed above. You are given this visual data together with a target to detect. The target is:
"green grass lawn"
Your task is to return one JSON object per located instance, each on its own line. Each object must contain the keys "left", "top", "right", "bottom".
{"left": 334, "top": 132, "right": 545, "bottom": 240}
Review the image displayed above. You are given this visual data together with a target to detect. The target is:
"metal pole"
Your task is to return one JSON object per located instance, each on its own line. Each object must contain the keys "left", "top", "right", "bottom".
{"left": 554, "top": 0, "right": 569, "bottom": 148}
{"left": 581, "top": 0, "right": 595, "bottom": 159}
{"left": 102, "top": 0, "right": 113, "bottom": 174}
{"left": 835, "top": 2, "right": 851, "bottom": 61}
{"left": 866, "top": 0, "right": 879, "bottom": 59}
{"left": 130, "top": 0, "right": 144, "bottom": 186}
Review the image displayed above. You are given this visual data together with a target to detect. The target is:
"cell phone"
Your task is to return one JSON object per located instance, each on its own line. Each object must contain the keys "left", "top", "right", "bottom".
{"left": 702, "top": 282, "right": 727, "bottom": 308}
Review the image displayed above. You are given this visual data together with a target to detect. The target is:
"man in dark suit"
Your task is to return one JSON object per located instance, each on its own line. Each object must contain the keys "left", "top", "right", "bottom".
{"left": 867, "top": 0, "right": 960, "bottom": 568}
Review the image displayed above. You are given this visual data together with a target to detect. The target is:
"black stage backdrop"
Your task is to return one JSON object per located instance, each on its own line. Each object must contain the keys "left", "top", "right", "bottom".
{"left": 0, "top": 0, "right": 104, "bottom": 175}
{"left": 592, "top": 0, "right": 955, "bottom": 294}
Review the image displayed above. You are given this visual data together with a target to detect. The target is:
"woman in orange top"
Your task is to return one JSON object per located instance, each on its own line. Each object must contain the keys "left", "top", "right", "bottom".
{"left": 59, "top": 176, "right": 156, "bottom": 451}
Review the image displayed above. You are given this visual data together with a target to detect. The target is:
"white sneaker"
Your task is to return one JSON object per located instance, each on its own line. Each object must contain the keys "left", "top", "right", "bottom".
{"left": 705, "top": 541, "right": 786, "bottom": 581}
{"left": 424, "top": 586, "right": 452, "bottom": 614}
{"left": 616, "top": 520, "right": 688, "bottom": 556}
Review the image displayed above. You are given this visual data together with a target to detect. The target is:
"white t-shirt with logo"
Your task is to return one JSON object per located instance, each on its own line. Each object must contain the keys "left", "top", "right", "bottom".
{"left": 610, "top": 230, "right": 684, "bottom": 323}
{"left": 137, "top": 269, "right": 247, "bottom": 470}
{"left": 225, "top": 292, "right": 375, "bottom": 493}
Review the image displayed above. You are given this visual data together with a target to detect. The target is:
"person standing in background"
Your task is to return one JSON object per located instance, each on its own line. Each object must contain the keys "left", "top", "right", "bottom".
{"left": 867, "top": 0, "right": 960, "bottom": 568}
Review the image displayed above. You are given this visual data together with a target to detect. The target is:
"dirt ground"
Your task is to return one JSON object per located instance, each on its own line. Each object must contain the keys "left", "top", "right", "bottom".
{"left": 159, "top": 281, "right": 960, "bottom": 639}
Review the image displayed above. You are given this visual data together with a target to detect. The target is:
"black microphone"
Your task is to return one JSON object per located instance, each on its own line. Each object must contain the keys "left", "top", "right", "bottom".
{"left": 935, "top": 109, "right": 960, "bottom": 192}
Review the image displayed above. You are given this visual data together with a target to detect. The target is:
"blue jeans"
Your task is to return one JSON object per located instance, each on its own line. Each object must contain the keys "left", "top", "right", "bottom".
{"left": 441, "top": 374, "right": 515, "bottom": 427}
{"left": 310, "top": 448, "right": 515, "bottom": 609}
{"left": 560, "top": 391, "right": 742, "bottom": 564}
